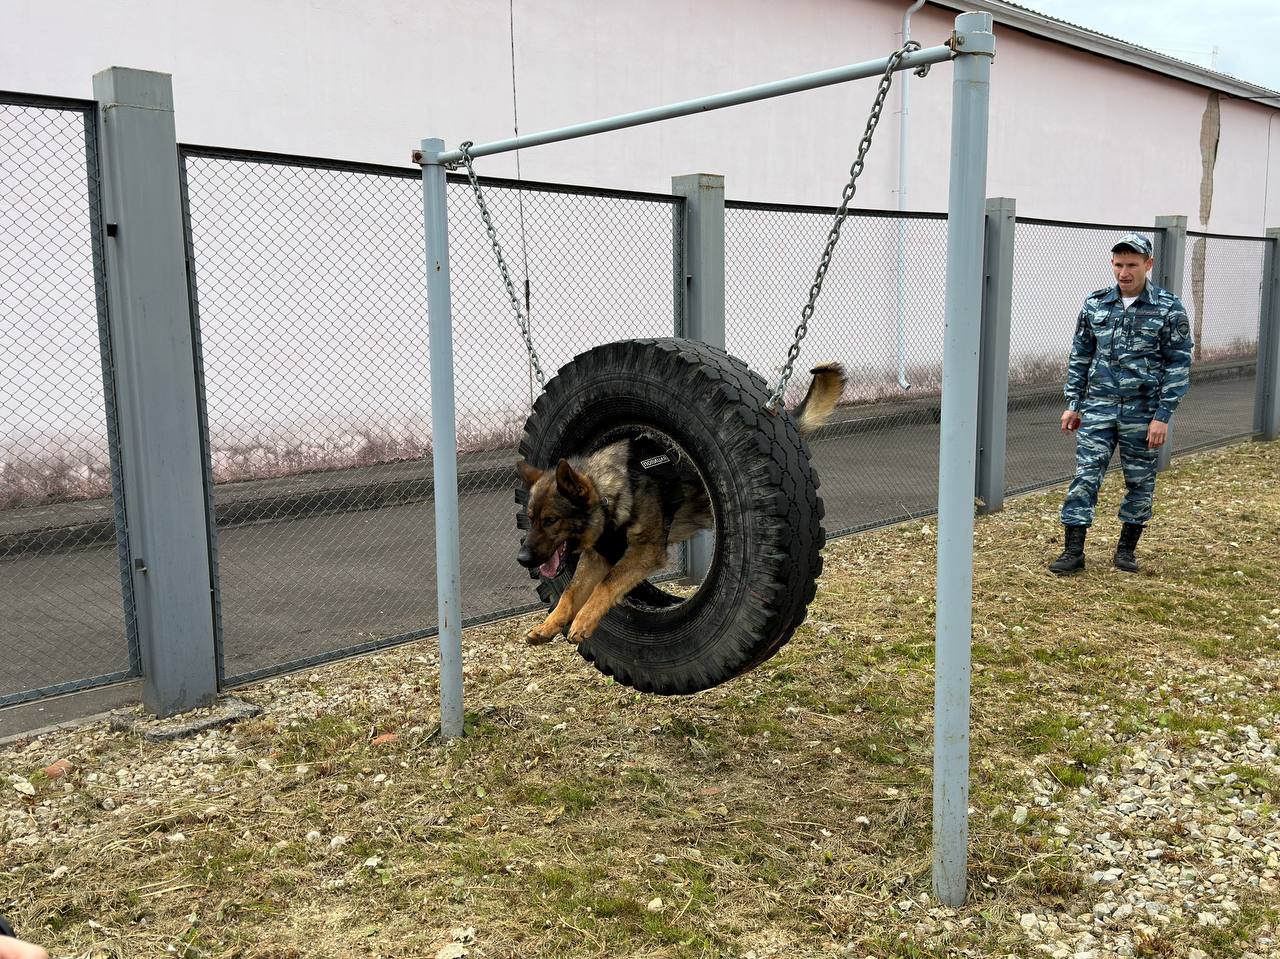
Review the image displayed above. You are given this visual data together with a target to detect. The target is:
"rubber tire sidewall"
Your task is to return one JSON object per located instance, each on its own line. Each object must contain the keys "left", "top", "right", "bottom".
{"left": 516, "top": 338, "right": 824, "bottom": 695}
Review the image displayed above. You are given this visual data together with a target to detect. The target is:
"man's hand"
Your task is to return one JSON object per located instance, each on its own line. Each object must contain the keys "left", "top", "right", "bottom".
{"left": 0, "top": 936, "right": 49, "bottom": 959}
{"left": 1147, "top": 419, "right": 1168, "bottom": 449}
{"left": 1061, "top": 410, "right": 1081, "bottom": 433}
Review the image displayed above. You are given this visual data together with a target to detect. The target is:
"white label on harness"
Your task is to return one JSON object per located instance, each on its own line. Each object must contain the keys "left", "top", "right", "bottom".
{"left": 640, "top": 454, "right": 670, "bottom": 469}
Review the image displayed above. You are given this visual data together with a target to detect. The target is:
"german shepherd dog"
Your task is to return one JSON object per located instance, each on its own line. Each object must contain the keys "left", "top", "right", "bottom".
{"left": 516, "top": 363, "right": 846, "bottom": 646}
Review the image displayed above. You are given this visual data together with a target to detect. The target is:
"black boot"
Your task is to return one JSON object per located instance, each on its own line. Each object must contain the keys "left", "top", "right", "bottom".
{"left": 1114, "top": 522, "right": 1143, "bottom": 572}
{"left": 1049, "top": 524, "right": 1087, "bottom": 575}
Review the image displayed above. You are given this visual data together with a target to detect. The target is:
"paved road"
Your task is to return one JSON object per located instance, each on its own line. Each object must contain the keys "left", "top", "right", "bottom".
{"left": 1, "top": 373, "right": 1258, "bottom": 706}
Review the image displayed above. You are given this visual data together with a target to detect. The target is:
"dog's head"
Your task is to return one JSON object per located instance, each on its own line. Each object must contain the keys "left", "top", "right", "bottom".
{"left": 516, "top": 458, "right": 597, "bottom": 577}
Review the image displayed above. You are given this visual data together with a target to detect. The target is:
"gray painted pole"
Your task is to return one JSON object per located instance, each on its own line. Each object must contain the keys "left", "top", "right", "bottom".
{"left": 672, "top": 173, "right": 726, "bottom": 582}
{"left": 1255, "top": 228, "right": 1280, "bottom": 441}
{"left": 432, "top": 45, "right": 953, "bottom": 166}
{"left": 1153, "top": 215, "right": 1188, "bottom": 471}
{"left": 92, "top": 68, "right": 217, "bottom": 718}
{"left": 932, "top": 11, "right": 993, "bottom": 909}
{"left": 976, "top": 197, "right": 1015, "bottom": 515}
{"left": 420, "top": 138, "right": 465, "bottom": 740}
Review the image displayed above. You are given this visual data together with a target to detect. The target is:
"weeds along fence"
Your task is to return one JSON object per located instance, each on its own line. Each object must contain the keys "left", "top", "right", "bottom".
{"left": 3, "top": 84, "right": 1278, "bottom": 716}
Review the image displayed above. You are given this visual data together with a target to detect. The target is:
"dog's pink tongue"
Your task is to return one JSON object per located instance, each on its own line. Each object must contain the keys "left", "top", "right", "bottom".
{"left": 539, "top": 544, "right": 564, "bottom": 578}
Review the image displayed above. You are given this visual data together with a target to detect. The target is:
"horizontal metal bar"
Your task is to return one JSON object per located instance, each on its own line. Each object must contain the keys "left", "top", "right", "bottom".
{"left": 726, "top": 198, "right": 947, "bottom": 220}
{"left": 180, "top": 143, "right": 684, "bottom": 204}
{"left": 426, "top": 44, "right": 954, "bottom": 166}
{"left": 0, "top": 669, "right": 135, "bottom": 709}
{"left": 1186, "top": 230, "right": 1272, "bottom": 242}
{"left": 181, "top": 142, "right": 422, "bottom": 179}
{"left": 1015, "top": 215, "right": 1152, "bottom": 233}
{"left": 1018, "top": 219, "right": 1269, "bottom": 245}
{"left": 447, "top": 173, "right": 682, "bottom": 205}
{"left": 221, "top": 604, "right": 546, "bottom": 689}
{"left": 0, "top": 89, "right": 97, "bottom": 112}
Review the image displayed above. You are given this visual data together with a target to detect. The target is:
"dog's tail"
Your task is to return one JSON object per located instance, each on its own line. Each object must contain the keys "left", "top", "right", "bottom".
{"left": 792, "top": 362, "right": 847, "bottom": 434}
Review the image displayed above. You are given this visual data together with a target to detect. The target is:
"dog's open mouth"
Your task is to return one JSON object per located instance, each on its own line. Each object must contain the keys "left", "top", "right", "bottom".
{"left": 539, "top": 543, "right": 566, "bottom": 578}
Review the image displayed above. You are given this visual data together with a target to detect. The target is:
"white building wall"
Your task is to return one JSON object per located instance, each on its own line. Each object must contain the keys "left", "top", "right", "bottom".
{"left": 4, "top": 0, "right": 1278, "bottom": 232}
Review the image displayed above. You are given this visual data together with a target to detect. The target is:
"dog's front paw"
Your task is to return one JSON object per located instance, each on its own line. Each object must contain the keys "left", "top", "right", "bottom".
{"left": 523, "top": 625, "right": 560, "bottom": 646}
{"left": 567, "top": 614, "right": 601, "bottom": 645}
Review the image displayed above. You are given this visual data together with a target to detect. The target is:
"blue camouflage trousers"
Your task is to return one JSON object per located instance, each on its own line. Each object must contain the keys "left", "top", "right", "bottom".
{"left": 1060, "top": 396, "right": 1160, "bottom": 527}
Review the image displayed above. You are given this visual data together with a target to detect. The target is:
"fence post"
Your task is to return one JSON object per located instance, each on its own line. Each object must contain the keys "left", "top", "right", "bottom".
{"left": 975, "top": 197, "right": 1015, "bottom": 514}
{"left": 91, "top": 68, "right": 217, "bottom": 717}
{"left": 672, "top": 173, "right": 725, "bottom": 582}
{"left": 1153, "top": 215, "right": 1187, "bottom": 471}
{"left": 1256, "top": 228, "right": 1280, "bottom": 441}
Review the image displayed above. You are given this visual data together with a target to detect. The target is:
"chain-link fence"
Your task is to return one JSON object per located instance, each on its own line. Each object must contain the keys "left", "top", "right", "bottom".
{"left": 5, "top": 113, "right": 1275, "bottom": 711}
{"left": 180, "top": 148, "right": 682, "bottom": 685}
{"left": 0, "top": 94, "right": 136, "bottom": 707}
{"left": 1175, "top": 232, "right": 1265, "bottom": 454}
{"left": 1006, "top": 220, "right": 1266, "bottom": 497}
{"left": 1003, "top": 219, "right": 1154, "bottom": 495}
{"left": 725, "top": 201, "right": 950, "bottom": 535}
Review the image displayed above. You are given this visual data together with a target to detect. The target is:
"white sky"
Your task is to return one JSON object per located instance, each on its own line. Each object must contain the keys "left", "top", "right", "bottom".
{"left": 1022, "top": 0, "right": 1280, "bottom": 93}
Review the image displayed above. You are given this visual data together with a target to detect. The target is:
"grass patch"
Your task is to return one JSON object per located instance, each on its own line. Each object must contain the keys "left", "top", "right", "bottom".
{"left": 2, "top": 440, "right": 1278, "bottom": 958}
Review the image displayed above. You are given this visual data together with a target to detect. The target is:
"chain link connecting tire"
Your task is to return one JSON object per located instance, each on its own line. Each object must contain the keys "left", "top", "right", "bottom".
{"left": 515, "top": 337, "right": 825, "bottom": 695}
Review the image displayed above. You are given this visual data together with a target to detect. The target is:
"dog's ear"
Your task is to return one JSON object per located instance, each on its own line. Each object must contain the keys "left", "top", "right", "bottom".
{"left": 555, "top": 458, "right": 590, "bottom": 502}
{"left": 516, "top": 459, "right": 543, "bottom": 488}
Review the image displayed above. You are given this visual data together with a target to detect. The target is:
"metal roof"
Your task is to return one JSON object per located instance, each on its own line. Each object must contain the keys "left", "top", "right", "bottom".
{"left": 926, "top": 0, "right": 1280, "bottom": 108}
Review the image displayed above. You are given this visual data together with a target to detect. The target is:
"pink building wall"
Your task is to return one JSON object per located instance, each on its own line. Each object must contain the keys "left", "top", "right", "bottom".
{"left": 4, "top": 0, "right": 1277, "bottom": 232}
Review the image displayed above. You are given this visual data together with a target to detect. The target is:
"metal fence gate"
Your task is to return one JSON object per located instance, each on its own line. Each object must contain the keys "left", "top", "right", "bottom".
{"left": 178, "top": 146, "right": 685, "bottom": 686}
{"left": 0, "top": 92, "right": 137, "bottom": 709}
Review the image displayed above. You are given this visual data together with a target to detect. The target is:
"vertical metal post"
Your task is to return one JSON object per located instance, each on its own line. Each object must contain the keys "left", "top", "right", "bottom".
{"left": 671, "top": 173, "right": 726, "bottom": 345}
{"left": 932, "top": 11, "right": 993, "bottom": 910}
{"left": 975, "top": 197, "right": 1015, "bottom": 514}
{"left": 1153, "top": 215, "right": 1187, "bottom": 470}
{"left": 92, "top": 68, "right": 217, "bottom": 718}
{"left": 420, "top": 138, "right": 465, "bottom": 740}
{"left": 1256, "top": 228, "right": 1280, "bottom": 441}
{"left": 672, "top": 173, "right": 725, "bottom": 582}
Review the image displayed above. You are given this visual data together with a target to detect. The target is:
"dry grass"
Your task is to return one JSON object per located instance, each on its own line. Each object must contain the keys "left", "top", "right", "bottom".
{"left": 2, "top": 441, "right": 1278, "bottom": 958}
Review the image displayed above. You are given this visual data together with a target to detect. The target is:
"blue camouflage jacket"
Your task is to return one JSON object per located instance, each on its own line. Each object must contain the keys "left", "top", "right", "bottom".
{"left": 1064, "top": 281, "right": 1194, "bottom": 423}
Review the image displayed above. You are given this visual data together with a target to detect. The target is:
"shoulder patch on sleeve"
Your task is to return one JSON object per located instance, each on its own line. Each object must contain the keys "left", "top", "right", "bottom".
{"left": 1176, "top": 315, "right": 1190, "bottom": 338}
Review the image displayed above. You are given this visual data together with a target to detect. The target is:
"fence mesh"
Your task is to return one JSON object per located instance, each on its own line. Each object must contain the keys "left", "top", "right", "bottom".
{"left": 725, "top": 202, "right": 949, "bottom": 534}
{"left": 1002, "top": 221, "right": 1153, "bottom": 495}
{"left": 1, "top": 97, "right": 134, "bottom": 707}
{"left": 1005, "top": 222, "right": 1264, "bottom": 499}
{"left": 1174, "top": 233, "right": 1265, "bottom": 453}
{"left": 181, "top": 150, "right": 681, "bottom": 684}
{"left": 7, "top": 115, "right": 1273, "bottom": 710}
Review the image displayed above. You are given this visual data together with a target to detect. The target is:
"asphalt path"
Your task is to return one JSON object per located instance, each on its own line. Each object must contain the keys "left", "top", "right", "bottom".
{"left": 1, "top": 373, "right": 1257, "bottom": 706}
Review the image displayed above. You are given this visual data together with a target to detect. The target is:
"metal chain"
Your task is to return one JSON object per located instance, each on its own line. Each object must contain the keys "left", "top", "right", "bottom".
{"left": 766, "top": 41, "right": 923, "bottom": 412}
{"left": 454, "top": 39, "right": 925, "bottom": 404}
{"left": 457, "top": 141, "right": 548, "bottom": 391}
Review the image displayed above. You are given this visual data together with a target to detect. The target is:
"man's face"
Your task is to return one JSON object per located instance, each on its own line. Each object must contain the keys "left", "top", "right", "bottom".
{"left": 1111, "top": 250, "right": 1153, "bottom": 297}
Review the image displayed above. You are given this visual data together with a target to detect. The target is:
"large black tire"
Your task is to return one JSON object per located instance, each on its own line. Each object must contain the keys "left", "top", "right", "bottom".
{"left": 515, "top": 338, "right": 825, "bottom": 695}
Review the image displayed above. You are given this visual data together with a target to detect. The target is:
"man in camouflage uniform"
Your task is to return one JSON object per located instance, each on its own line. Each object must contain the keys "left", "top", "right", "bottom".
{"left": 1049, "top": 233, "right": 1193, "bottom": 575}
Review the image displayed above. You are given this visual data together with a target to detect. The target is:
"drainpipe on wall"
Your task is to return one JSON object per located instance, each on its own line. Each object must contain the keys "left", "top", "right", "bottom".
{"left": 895, "top": 0, "right": 926, "bottom": 391}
